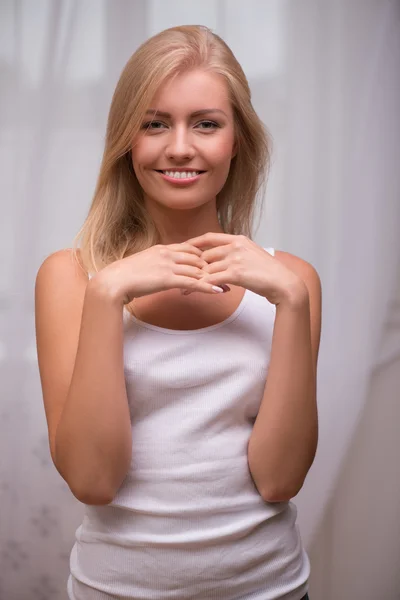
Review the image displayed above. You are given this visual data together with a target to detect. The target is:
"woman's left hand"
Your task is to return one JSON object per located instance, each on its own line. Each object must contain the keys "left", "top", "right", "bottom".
{"left": 185, "top": 232, "right": 306, "bottom": 306}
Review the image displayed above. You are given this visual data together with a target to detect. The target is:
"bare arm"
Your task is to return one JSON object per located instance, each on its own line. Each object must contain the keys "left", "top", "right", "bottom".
{"left": 247, "top": 253, "right": 322, "bottom": 502}
{"left": 35, "top": 243, "right": 217, "bottom": 505}
{"left": 35, "top": 250, "right": 132, "bottom": 505}
{"left": 177, "top": 233, "right": 322, "bottom": 504}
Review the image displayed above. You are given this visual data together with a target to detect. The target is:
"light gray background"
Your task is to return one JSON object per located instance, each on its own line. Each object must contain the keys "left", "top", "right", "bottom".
{"left": 1, "top": 1, "right": 399, "bottom": 598}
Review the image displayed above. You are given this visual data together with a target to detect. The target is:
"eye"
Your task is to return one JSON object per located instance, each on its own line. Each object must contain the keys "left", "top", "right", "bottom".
{"left": 141, "top": 121, "right": 166, "bottom": 130}
{"left": 141, "top": 120, "right": 220, "bottom": 132}
{"left": 196, "top": 121, "right": 219, "bottom": 130}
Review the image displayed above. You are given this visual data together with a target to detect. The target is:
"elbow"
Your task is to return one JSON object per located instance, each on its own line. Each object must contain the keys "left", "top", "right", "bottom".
{"left": 71, "top": 484, "right": 115, "bottom": 506}
{"left": 261, "top": 482, "right": 303, "bottom": 504}
{"left": 61, "top": 464, "right": 128, "bottom": 505}
{"left": 262, "top": 490, "right": 296, "bottom": 503}
{"left": 65, "top": 467, "right": 119, "bottom": 506}
{"left": 54, "top": 461, "right": 116, "bottom": 505}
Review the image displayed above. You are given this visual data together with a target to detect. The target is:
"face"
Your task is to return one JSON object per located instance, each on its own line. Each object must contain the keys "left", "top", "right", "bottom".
{"left": 131, "top": 69, "right": 236, "bottom": 213}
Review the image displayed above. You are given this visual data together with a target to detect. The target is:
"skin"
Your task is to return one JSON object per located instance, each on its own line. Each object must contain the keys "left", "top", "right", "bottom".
{"left": 35, "top": 68, "right": 321, "bottom": 505}
{"left": 131, "top": 68, "right": 236, "bottom": 245}
{"left": 129, "top": 68, "right": 322, "bottom": 500}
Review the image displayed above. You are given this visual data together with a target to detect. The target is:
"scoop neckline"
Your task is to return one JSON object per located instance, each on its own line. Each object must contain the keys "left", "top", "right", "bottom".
{"left": 123, "top": 288, "right": 250, "bottom": 335}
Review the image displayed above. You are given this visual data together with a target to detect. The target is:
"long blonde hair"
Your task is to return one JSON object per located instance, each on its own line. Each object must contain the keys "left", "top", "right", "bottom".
{"left": 72, "top": 25, "right": 272, "bottom": 274}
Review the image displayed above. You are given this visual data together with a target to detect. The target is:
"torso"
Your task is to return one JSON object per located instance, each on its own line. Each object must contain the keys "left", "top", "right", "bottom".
{"left": 126, "top": 285, "right": 246, "bottom": 330}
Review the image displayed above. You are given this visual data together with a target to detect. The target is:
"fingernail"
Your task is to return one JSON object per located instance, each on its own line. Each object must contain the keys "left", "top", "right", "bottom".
{"left": 212, "top": 286, "right": 224, "bottom": 293}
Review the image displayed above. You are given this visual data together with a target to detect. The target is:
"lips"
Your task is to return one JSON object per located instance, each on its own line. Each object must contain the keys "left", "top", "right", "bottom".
{"left": 155, "top": 170, "right": 206, "bottom": 174}
{"left": 155, "top": 170, "right": 205, "bottom": 184}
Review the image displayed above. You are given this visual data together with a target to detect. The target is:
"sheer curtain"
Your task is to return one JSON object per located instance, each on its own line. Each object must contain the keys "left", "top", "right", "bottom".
{"left": 1, "top": 1, "right": 399, "bottom": 599}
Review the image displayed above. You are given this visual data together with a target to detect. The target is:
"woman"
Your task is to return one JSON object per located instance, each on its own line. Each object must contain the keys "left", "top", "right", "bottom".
{"left": 35, "top": 24, "right": 321, "bottom": 600}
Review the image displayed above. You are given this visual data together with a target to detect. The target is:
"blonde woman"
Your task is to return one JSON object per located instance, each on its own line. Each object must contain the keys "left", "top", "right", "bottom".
{"left": 35, "top": 25, "right": 321, "bottom": 600}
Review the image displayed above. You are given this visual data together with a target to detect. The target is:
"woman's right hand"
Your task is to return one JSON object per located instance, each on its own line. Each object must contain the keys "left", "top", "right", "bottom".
{"left": 92, "top": 242, "right": 224, "bottom": 305}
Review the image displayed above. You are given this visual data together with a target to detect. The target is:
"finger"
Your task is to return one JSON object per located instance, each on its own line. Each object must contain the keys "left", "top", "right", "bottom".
{"left": 172, "top": 251, "right": 207, "bottom": 269}
{"left": 202, "top": 259, "right": 230, "bottom": 275}
{"left": 174, "top": 276, "right": 225, "bottom": 295}
{"left": 173, "top": 264, "right": 204, "bottom": 279}
{"left": 202, "top": 245, "right": 231, "bottom": 264}
{"left": 186, "top": 232, "right": 235, "bottom": 249}
{"left": 183, "top": 283, "right": 230, "bottom": 296}
{"left": 201, "top": 270, "right": 234, "bottom": 288}
{"left": 168, "top": 243, "right": 203, "bottom": 257}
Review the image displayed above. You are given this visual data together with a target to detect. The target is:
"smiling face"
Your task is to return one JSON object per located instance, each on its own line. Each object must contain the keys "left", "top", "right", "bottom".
{"left": 131, "top": 69, "right": 236, "bottom": 215}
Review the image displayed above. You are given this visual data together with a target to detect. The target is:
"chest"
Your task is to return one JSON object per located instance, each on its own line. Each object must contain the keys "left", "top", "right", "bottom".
{"left": 126, "top": 285, "right": 246, "bottom": 330}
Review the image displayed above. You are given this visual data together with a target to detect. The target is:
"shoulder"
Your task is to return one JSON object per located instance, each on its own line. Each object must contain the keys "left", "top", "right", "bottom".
{"left": 274, "top": 250, "right": 321, "bottom": 297}
{"left": 274, "top": 249, "right": 322, "bottom": 364}
{"left": 36, "top": 248, "right": 87, "bottom": 282}
{"left": 35, "top": 249, "right": 89, "bottom": 308}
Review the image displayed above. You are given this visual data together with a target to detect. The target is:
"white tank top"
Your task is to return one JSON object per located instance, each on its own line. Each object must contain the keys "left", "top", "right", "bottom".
{"left": 68, "top": 247, "right": 310, "bottom": 600}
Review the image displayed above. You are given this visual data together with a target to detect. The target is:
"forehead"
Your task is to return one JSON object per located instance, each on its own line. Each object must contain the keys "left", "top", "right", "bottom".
{"left": 150, "top": 69, "right": 232, "bottom": 115}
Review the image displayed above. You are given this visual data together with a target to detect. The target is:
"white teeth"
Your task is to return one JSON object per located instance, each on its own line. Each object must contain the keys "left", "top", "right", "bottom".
{"left": 163, "top": 171, "right": 200, "bottom": 179}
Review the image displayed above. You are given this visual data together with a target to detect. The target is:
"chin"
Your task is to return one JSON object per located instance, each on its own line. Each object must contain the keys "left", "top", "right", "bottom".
{"left": 164, "top": 201, "right": 209, "bottom": 212}
{"left": 156, "top": 194, "right": 212, "bottom": 211}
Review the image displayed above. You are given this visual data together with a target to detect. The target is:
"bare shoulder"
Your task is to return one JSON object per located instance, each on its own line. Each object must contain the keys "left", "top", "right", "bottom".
{"left": 274, "top": 249, "right": 322, "bottom": 366}
{"left": 36, "top": 248, "right": 87, "bottom": 283}
{"left": 35, "top": 248, "right": 89, "bottom": 320}
{"left": 274, "top": 250, "right": 321, "bottom": 290}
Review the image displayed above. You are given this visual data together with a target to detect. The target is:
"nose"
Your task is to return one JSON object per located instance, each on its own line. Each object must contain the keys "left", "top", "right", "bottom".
{"left": 165, "top": 125, "right": 195, "bottom": 161}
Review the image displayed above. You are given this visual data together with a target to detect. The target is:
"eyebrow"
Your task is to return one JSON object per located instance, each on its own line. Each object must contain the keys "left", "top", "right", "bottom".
{"left": 145, "top": 109, "right": 228, "bottom": 118}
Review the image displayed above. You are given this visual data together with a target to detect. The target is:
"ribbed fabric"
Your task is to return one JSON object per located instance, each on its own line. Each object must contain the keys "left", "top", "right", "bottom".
{"left": 68, "top": 247, "right": 310, "bottom": 600}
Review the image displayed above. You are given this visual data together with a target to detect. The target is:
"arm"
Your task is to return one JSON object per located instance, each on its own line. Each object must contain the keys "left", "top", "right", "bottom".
{"left": 247, "top": 252, "right": 322, "bottom": 502}
{"left": 36, "top": 242, "right": 212, "bottom": 505}
{"left": 35, "top": 250, "right": 132, "bottom": 505}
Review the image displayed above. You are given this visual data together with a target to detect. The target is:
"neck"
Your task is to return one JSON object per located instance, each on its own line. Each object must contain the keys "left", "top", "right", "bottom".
{"left": 145, "top": 197, "right": 224, "bottom": 245}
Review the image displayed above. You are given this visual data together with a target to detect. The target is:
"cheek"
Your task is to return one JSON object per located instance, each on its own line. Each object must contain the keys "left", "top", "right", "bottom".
{"left": 131, "top": 141, "right": 155, "bottom": 167}
{"left": 207, "top": 144, "right": 234, "bottom": 191}
{"left": 208, "top": 134, "right": 235, "bottom": 165}
{"left": 131, "top": 132, "right": 235, "bottom": 174}
{"left": 131, "top": 144, "right": 159, "bottom": 187}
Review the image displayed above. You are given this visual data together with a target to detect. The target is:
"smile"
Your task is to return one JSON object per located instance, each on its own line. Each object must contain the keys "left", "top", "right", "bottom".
{"left": 155, "top": 170, "right": 206, "bottom": 184}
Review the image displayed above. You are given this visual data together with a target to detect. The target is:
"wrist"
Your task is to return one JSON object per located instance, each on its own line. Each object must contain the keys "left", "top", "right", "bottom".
{"left": 276, "top": 278, "right": 309, "bottom": 310}
{"left": 86, "top": 271, "right": 125, "bottom": 309}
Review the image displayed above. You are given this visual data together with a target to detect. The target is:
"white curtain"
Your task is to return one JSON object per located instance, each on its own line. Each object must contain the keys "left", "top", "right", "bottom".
{"left": 1, "top": 1, "right": 399, "bottom": 599}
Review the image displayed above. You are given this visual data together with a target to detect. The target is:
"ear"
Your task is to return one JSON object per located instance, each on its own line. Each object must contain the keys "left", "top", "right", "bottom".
{"left": 231, "top": 140, "right": 237, "bottom": 159}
